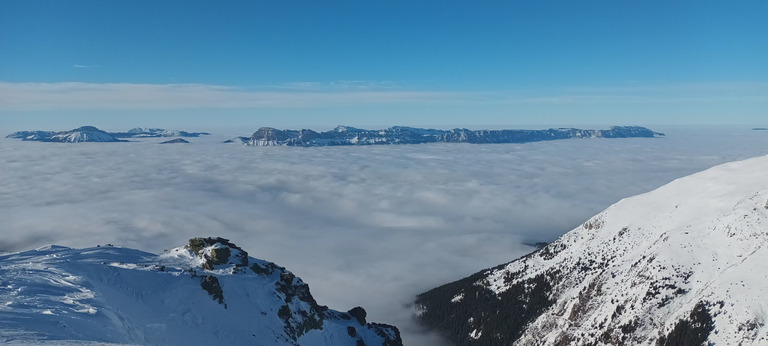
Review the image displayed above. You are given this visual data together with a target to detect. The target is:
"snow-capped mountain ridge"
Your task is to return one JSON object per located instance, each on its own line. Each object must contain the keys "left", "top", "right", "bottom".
{"left": 0, "top": 237, "right": 402, "bottom": 345}
{"left": 6, "top": 126, "right": 209, "bottom": 142}
{"left": 112, "top": 128, "right": 210, "bottom": 138}
{"left": 243, "top": 125, "right": 664, "bottom": 147}
{"left": 4, "top": 126, "right": 125, "bottom": 143}
{"left": 416, "top": 155, "right": 768, "bottom": 345}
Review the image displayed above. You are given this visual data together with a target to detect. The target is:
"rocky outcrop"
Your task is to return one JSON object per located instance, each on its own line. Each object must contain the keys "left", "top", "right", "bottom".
{"left": 182, "top": 237, "right": 402, "bottom": 345}
{"left": 0, "top": 237, "right": 402, "bottom": 345}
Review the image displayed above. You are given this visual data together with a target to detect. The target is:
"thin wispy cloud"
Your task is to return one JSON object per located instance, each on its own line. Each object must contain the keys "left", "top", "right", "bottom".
{"left": 73, "top": 64, "right": 99, "bottom": 69}
{"left": 0, "top": 81, "right": 765, "bottom": 112}
{"left": 0, "top": 82, "right": 463, "bottom": 110}
{"left": 274, "top": 80, "right": 403, "bottom": 91}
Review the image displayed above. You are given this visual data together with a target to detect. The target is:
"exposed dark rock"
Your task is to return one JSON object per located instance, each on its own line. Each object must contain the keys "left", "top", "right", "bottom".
{"left": 209, "top": 247, "right": 231, "bottom": 265}
{"left": 251, "top": 262, "right": 277, "bottom": 275}
{"left": 184, "top": 236, "right": 402, "bottom": 345}
{"left": 348, "top": 307, "right": 367, "bottom": 325}
{"left": 187, "top": 238, "right": 208, "bottom": 254}
{"left": 187, "top": 237, "right": 248, "bottom": 269}
{"left": 369, "top": 322, "right": 404, "bottom": 346}
{"left": 200, "top": 275, "right": 225, "bottom": 306}
{"left": 280, "top": 272, "right": 296, "bottom": 285}
{"left": 275, "top": 270, "right": 325, "bottom": 340}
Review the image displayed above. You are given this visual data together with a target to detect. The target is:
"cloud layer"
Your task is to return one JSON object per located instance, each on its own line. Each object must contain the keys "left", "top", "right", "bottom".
{"left": 1, "top": 126, "right": 767, "bottom": 344}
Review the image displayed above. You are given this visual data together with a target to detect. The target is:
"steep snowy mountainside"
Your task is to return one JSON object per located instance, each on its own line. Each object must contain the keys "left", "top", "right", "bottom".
{"left": 416, "top": 155, "right": 768, "bottom": 346}
{"left": 0, "top": 237, "right": 402, "bottom": 345}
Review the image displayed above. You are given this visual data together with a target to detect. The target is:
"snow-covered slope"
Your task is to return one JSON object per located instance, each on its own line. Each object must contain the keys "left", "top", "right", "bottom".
{"left": 5, "top": 127, "right": 209, "bottom": 142}
{"left": 5, "top": 126, "right": 123, "bottom": 143}
{"left": 0, "top": 237, "right": 402, "bottom": 345}
{"left": 48, "top": 126, "right": 123, "bottom": 143}
{"left": 416, "top": 155, "right": 768, "bottom": 345}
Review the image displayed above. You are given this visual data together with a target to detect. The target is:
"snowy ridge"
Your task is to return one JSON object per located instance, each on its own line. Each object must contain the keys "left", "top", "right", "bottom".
{"left": 0, "top": 237, "right": 402, "bottom": 345}
{"left": 112, "top": 128, "right": 210, "bottom": 138}
{"left": 49, "top": 126, "right": 122, "bottom": 143}
{"left": 4, "top": 126, "right": 124, "bottom": 143}
{"left": 6, "top": 126, "right": 209, "bottom": 142}
{"left": 241, "top": 126, "right": 664, "bottom": 147}
{"left": 416, "top": 155, "right": 768, "bottom": 345}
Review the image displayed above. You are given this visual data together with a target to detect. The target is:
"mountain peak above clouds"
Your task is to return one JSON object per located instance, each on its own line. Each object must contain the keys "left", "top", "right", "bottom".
{"left": 0, "top": 237, "right": 402, "bottom": 345}
{"left": 112, "top": 128, "right": 211, "bottom": 138}
{"left": 51, "top": 126, "right": 123, "bottom": 142}
{"left": 415, "top": 155, "right": 768, "bottom": 345}
{"left": 5, "top": 126, "right": 123, "bottom": 142}
{"left": 243, "top": 125, "right": 664, "bottom": 147}
{"left": 6, "top": 126, "right": 210, "bottom": 142}
{"left": 160, "top": 138, "right": 190, "bottom": 144}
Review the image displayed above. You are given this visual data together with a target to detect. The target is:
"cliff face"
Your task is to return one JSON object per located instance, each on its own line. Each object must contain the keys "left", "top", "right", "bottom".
{"left": 416, "top": 155, "right": 768, "bottom": 346}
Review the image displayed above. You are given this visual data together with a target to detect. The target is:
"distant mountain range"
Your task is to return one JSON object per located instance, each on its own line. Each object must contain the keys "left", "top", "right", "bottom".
{"left": 6, "top": 126, "right": 210, "bottom": 142}
{"left": 415, "top": 155, "right": 768, "bottom": 345}
{"left": 6, "top": 125, "right": 664, "bottom": 145}
{"left": 228, "top": 125, "right": 664, "bottom": 147}
{"left": 112, "top": 127, "right": 211, "bottom": 138}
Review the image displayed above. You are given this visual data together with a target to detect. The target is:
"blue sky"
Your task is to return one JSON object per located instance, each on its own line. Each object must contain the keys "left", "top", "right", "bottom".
{"left": 1, "top": 1, "right": 766, "bottom": 129}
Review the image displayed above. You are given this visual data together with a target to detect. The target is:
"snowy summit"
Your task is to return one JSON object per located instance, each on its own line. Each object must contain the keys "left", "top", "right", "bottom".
{"left": 0, "top": 237, "right": 402, "bottom": 345}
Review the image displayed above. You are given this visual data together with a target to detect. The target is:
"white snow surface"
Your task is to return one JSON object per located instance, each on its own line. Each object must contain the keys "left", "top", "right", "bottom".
{"left": 474, "top": 155, "right": 768, "bottom": 345}
{"left": 0, "top": 242, "right": 396, "bottom": 345}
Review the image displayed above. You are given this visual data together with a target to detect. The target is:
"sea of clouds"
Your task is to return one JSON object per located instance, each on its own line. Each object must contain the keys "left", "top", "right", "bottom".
{"left": 1, "top": 125, "right": 767, "bottom": 345}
